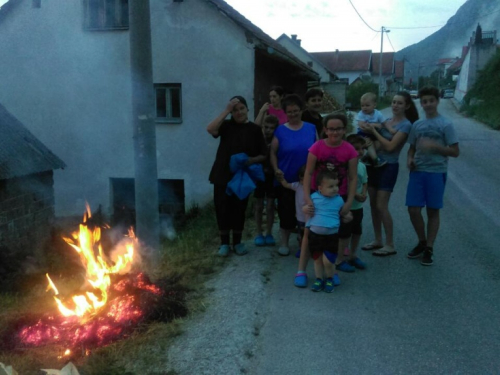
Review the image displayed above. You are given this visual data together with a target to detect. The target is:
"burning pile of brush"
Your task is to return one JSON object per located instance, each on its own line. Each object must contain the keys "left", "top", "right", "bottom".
{"left": 0, "top": 205, "right": 187, "bottom": 358}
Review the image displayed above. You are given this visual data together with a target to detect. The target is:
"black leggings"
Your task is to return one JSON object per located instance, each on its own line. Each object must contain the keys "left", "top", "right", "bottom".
{"left": 213, "top": 184, "right": 249, "bottom": 232}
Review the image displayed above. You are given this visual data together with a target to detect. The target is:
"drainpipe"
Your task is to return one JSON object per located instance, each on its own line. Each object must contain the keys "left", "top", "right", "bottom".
{"left": 129, "top": 1, "right": 160, "bottom": 258}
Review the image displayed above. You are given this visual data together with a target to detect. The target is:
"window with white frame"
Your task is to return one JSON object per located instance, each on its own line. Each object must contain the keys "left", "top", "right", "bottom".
{"left": 155, "top": 84, "right": 182, "bottom": 123}
{"left": 84, "top": 0, "right": 129, "bottom": 31}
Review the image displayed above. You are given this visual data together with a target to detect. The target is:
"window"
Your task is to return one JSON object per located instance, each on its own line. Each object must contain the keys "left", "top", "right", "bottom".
{"left": 155, "top": 84, "right": 182, "bottom": 123}
{"left": 84, "top": 0, "right": 129, "bottom": 31}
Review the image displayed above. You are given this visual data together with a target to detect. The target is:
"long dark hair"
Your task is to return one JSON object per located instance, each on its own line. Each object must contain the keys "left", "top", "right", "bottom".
{"left": 396, "top": 91, "right": 419, "bottom": 124}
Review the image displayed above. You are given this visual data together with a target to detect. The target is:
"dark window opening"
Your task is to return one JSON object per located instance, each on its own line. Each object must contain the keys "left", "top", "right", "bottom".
{"left": 84, "top": 0, "right": 129, "bottom": 31}
{"left": 155, "top": 84, "right": 182, "bottom": 123}
{"left": 110, "top": 178, "right": 185, "bottom": 230}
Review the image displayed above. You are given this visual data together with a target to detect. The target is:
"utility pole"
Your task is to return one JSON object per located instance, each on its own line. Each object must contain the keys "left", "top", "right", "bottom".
{"left": 416, "top": 63, "right": 422, "bottom": 91}
{"left": 129, "top": 1, "right": 160, "bottom": 258}
{"left": 379, "top": 26, "right": 390, "bottom": 99}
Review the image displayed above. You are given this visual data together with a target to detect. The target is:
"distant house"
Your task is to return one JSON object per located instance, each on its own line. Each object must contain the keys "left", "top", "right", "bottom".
{"left": 0, "top": 0, "right": 317, "bottom": 219}
{"left": 311, "top": 50, "right": 372, "bottom": 86}
{"left": 455, "top": 24, "right": 499, "bottom": 102}
{"left": 394, "top": 60, "right": 405, "bottom": 93}
{"left": 0, "top": 102, "right": 65, "bottom": 268}
{"left": 276, "top": 33, "right": 347, "bottom": 105}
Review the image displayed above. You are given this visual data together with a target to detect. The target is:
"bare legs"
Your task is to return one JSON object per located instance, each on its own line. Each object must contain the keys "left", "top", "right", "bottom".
{"left": 408, "top": 206, "right": 440, "bottom": 247}
{"left": 367, "top": 187, "right": 394, "bottom": 248}
{"left": 254, "top": 198, "right": 275, "bottom": 237}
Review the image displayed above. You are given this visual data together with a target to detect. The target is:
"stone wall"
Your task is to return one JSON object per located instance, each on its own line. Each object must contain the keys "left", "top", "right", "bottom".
{"left": 0, "top": 171, "right": 55, "bottom": 261}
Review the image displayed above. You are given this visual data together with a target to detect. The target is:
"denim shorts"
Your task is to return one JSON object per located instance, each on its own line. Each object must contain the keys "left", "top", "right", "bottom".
{"left": 367, "top": 163, "right": 399, "bottom": 192}
{"left": 406, "top": 171, "right": 447, "bottom": 209}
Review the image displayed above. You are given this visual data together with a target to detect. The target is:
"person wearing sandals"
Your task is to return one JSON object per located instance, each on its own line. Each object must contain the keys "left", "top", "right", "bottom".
{"left": 207, "top": 96, "right": 267, "bottom": 257}
{"left": 270, "top": 94, "right": 317, "bottom": 256}
{"left": 253, "top": 115, "right": 279, "bottom": 247}
{"left": 359, "top": 91, "right": 419, "bottom": 256}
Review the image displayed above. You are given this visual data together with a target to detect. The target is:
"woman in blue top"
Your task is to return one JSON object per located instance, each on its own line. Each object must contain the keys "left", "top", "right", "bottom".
{"left": 359, "top": 91, "right": 419, "bottom": 256}
{"left": 270, "top": 94, "right": 317, "bottom": 256}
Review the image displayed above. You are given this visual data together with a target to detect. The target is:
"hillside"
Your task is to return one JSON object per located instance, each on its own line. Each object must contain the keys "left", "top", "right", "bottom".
{"left": 396, "top": 0, "right": 500, "bottom": 79}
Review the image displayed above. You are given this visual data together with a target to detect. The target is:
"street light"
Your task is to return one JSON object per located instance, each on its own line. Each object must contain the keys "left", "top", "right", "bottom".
{"left": 379, "top": 26, "right": 390, "bottom": 98}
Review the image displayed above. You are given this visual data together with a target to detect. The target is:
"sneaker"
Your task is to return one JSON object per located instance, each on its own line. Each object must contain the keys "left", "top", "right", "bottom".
{"left": 336, "top": 261, "right": 355, "bottom": 273}
{"left": 294, "top": 272, "right": 308, "bottom": 288}
{"left": 264, "top": 234, "right": 276, "bottom": 246}
{"left": 407, "top": 241, "right": 427, "bottom": 259}
{"left": 374, "top": 157, "right": 387, "bottom": 168}
{"left": 218, "top": 244, "right": 230, "bottom": 257}
{"left": 310, "top": 278, "right": 324, "bottom": 292}
{"left": 421, "top": 247, "right": 433, "bottom": 266}
{"left": 333, "top": 273, "right": 341, "bottom": 286}
{"left": 234, "top": 243, "right": 248, "bottom": 256}
{"left": 349, "top": 257, "right": 366, "bottom": 270}
{"left": 323, "top": 278, "right": 334, "bottom": 293}
{"left": 254, "top": 235, "right": 265, "bottom": 247}
{"left": 278, "top": 246, "right": 290, "bottom": 256}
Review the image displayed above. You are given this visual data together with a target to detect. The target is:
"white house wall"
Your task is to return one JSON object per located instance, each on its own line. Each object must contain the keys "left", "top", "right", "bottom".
{"left": 150, "top": 0, "right": 254, "bottom": 210}
{"left": 276, "top": 37, "right": 330, "bottom": 82}
{"left": 0, "top": 1, "right": 133, "bottom": 217}
{"left": 0, "top": 0, "right": 255, "bottom": 217}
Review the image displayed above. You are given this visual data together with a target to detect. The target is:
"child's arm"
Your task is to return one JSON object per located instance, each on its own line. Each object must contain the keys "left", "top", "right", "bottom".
{"left": 355, "top": 182, "right": 368, "bottom": 203}
{"left": 254, "top": 102, "right": 270, "bottom": 126}
{"left": 278, "top": 177, "right": 293, "bottom": 190}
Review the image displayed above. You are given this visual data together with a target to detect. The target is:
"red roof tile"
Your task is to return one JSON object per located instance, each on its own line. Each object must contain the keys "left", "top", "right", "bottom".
{"left": 372, "top": 52, "right": 394, "bottom": 75}
{"left": 394, "top": 60, "right": 404, "bottom": 79}
{"left": 310, "top": 50, "right": 372, "bottom": 72}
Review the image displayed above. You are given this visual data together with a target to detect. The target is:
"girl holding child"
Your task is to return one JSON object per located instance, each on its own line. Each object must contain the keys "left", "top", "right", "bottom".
{"left": 359, "top": 91, "right": 419, "bottom": 256}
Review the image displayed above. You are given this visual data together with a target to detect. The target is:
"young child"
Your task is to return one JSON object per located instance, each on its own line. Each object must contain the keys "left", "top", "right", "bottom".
{"left": 278, "top": 165, "right": 307, "bottom": 257}
{"left": 302, "top": 88, "right": 324, "bottom": 138}
{"left": 306, "top": 169, "right": 351, "bottom": 293}
{"left": 356, "top": 92, "right": 386, "bottom": 167}
{"left": 406, "top": 86, "right": 459, "bottom": 266}
{"left": 345, "top": 134, "right": 368, "bottom": 269}
{"left": 254, "top": 115, "right": 279, "bottom": 246}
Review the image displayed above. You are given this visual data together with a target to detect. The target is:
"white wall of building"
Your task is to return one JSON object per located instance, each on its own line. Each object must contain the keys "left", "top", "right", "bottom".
{"left": 276, "top": 36, "right": 330, "bottom": 83}
{"left": 0, "top": 0, "right": 254, "bottom": 217}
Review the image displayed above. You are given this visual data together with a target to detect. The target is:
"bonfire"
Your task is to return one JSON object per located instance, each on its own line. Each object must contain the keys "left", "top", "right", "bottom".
{"left": 1, "top": 205, "right": 187, "bottom": 359}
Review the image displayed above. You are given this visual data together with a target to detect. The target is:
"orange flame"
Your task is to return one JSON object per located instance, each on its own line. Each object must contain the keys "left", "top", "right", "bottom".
{"left": 46, "top": 205, "right": 136, "bottom": 319}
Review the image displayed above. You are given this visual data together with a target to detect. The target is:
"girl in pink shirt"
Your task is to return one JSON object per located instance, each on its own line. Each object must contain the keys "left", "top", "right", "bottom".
{"left": 255, "top": 86, "right": 288, "bottom": 126}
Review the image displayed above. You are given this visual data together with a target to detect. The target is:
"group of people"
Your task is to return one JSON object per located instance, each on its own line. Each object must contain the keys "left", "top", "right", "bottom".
{"left": 207, "top": 85, "right": 459, "bottom": 292}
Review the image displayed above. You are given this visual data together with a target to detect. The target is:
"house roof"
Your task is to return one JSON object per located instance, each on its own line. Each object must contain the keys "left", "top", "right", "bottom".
{"left": 437, "top": 58, "right": 456, "bottom": 65}
{"left": 310, "top": 50, "right": 372, "bottom": 72}
{"left": 394, "top": 60, "right": 404, "bottom": 79}
{"left": 276, "top": 33, "right": 338, "bottom": 80}
{"left": 205, "top": 0, "right": 318, "bottom": 80}
{"left": 372, "top": 52, "right": 395, "bottom": 75}
{"left": 0, "top": 103, "right": 65, "bottom": 179}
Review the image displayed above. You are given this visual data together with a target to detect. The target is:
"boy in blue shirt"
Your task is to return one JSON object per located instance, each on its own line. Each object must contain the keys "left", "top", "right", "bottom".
{"left": 406, "top": 86, "right": 460, "bottom": 266}
{"left": 308, "top": 169, "right": 352, "bottom": 293}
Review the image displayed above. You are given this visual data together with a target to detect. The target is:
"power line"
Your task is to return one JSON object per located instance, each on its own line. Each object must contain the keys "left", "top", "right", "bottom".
{"left": 385, "top": 31, "right": 396, "bottom": 52}
{"left": 347, "top": 0, "right": 379, "bottom": 33}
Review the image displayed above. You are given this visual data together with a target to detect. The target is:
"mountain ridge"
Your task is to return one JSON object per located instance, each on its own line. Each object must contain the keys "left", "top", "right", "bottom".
{"left": 396, "top": 0, "right": 500, "bottom": 80}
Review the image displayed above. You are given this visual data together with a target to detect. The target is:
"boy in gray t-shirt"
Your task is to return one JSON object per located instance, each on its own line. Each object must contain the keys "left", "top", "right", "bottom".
{"left": 405, "top": 87, "right": 460, "bottom": 266}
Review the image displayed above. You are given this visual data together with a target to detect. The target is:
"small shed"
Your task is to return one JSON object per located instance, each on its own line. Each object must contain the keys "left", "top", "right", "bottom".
{"left": 0, "top": 103, "right": 65, "bottom": 278}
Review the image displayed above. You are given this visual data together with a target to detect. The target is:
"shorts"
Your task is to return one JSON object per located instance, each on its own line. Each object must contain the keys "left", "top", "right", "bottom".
{"left": 357, "top": 129, "right": 377, "bottom": 141}
{"left": 254, "top": 175, "right": 276, "bottom": 199}
{"left": 406, "top": 171, "right": 447, "bottom": 209}
{"left": 367, "top": 163, "right": 399, "bottom": 192}
{"left": 350, "top": 208, "right": 363, "bottom": 235}
{"left": 275, "top": 185, "right": 296, "bottom": 230}
{"left": 338, "top": 195, "right": 352, "bottom": 239}
{"left": 309, "top": 231, "right": 339, "bottom": 260}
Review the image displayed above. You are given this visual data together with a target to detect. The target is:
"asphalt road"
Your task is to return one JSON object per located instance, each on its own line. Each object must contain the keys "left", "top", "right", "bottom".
{"left": 248, "top": 99, "right": 500, "bottom": 375}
